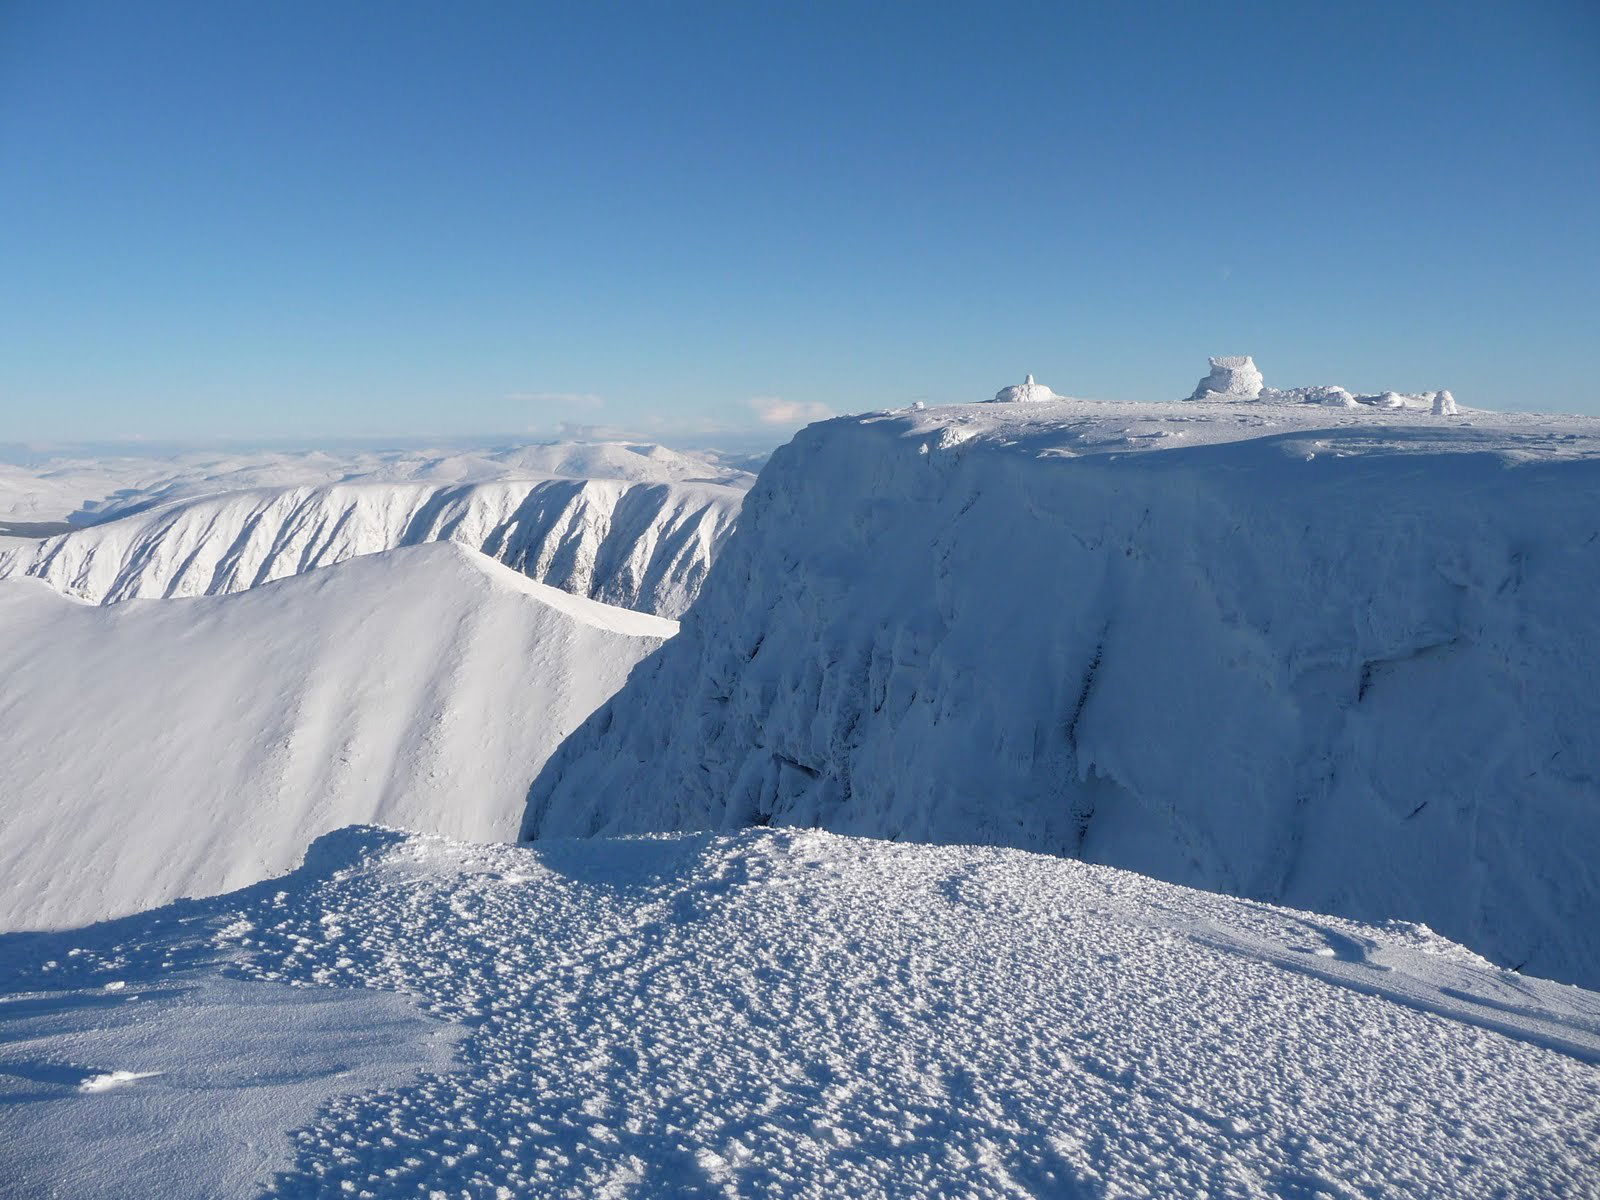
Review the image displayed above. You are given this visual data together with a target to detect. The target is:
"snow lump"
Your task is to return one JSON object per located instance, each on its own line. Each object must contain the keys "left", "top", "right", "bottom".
{"left": 990, "top": 374, "right": 1061, "bottom": 403}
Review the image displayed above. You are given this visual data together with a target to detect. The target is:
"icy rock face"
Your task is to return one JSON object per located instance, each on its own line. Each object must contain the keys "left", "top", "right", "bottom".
{"left": 0, "top": 477, "right": 742, "bottom": 618}
{"left": 1188, "top": 355, "right": 1263, "bottom": 400}
{"left": 528, "top": 404, "right": 1600, "bottom": 989}
{"left": 990, "top": 373, "right": 1061, "bottom": 403}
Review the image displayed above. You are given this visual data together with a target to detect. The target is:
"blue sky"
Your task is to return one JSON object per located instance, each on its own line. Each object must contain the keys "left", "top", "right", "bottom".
{"left": 1, "top": 1, "right": 1596, "bottom": 445}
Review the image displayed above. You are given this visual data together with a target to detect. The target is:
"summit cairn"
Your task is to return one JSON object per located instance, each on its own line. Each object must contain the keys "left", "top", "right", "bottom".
{"left": 1432, "top": 389, "right": 1459, "bottom": 416}
{"left": 1188, "top": 355, "right": 1264, "bottom": 401}
{"left": 990, "top": 373, "right": 1061, "bottom": 403}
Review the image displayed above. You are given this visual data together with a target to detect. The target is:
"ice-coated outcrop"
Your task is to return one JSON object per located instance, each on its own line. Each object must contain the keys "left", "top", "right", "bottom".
{"left": 990, "top": 373, "right": 1061, "bottom": 403}
{"left": 0, "top": 477, "right": 742, "bottom": 618}
{"left": 526, "top": 398, "right": 1600, "bottom": 989}
{"left": 1188, "top": 355, "right": 1263, "bottom": 400}
{"left": 1434, "top": 389, "right": 1459, "bottom": 416}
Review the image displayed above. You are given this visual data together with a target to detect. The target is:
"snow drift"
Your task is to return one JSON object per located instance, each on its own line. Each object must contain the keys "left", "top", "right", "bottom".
{"left": 528, "top": 396, "right": 1600, "bottom": 989}
{"left": 0, "top": 476, "right": 741, "bottom": 618}
{"left": 0, "top": 543, "right": 673, "bottom": 930}
{"left": 5, "top": 826, "right": 1597, "bottom": 1198}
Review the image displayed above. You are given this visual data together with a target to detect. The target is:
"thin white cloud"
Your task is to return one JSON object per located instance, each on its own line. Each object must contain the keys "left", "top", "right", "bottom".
{"left": 747, "top": 396, "right": 833, "bottom": 426}
{"left": 509, "top": 391, "right": 607, "bottom": 411}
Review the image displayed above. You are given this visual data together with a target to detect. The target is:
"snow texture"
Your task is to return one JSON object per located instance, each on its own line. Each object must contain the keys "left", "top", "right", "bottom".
{"left": 0, "top": 543, "right": 672, "bottom": 930}
{"left": 2, "top": 826, "right": 1596, "bottom": 1198}
{"left": 0, "top": 475, "right": 740, "bottom": 618}
{"left": 529, "top": 396, "right": 1600, "bottom": 990}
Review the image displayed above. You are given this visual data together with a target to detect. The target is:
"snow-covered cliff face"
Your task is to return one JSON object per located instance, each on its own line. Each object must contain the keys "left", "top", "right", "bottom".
{"left": 0, "top": 476, "right": 742, "bottom": 618}
{"left": 527, "top": 398, "right": 1600, "bottom": 989}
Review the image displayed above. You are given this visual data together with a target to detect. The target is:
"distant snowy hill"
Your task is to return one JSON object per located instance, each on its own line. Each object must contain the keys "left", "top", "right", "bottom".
{"left": 0, "top": 439, "right": 754, "bottom": 525}
{"left": 2, "top": 827, "right": 1596, "bottom": 1198}
{"left": 0, "top": 543, "right": 673, "bottom": 930}
{"left": 529, "top": 396, "right": 1600, "bottom": 989}
{"left": 0, "top": 475, "right": 742, "bottom": 618}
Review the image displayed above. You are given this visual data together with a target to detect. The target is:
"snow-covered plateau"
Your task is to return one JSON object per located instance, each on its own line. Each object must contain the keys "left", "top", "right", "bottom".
{"left": 529, "top": 395, "right": 1600, "bottom": 991}
{"left": 2, "top": 826, "right": 1596, "bottom": 1199}
{"left": 0, "top": 543, "right": 673, "bottom": 930}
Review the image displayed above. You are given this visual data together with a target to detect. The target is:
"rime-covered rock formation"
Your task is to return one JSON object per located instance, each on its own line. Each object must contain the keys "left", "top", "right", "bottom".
{"left": 527, "top": 397, "right": 1600, "bottom": 989}
{"left": 0, "top": 477, "right": 742, "bottom": 618}
{"left": 990, "top": 373, "right": 1062, "bottom": 403}
{"left": 1188, "top": 355, "right": 1264, "bottom": 400}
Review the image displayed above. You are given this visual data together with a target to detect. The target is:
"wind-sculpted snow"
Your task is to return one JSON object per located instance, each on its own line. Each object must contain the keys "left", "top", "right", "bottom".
{"left": 2, "top": 827, "right": 1596, "bottom": 1197}
{"left": 0, "top": 475, "right": 742, "bottom": 617}
{"left": 530, "top": 397, "right": 1600, "bottom": 990}
{"left": 0, "top": 544, "right": 673, "bottom": 930}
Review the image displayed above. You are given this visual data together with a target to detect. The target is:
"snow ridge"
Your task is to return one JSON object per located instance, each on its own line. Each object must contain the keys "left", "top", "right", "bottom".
{"left": 527, "top": 399, "right": 1600, "bottom": 990}
{"left": 0, "top": 476, "right": 742, "bottom": 618}
{"left": 0, "top": 544, "right": 674, "bottom": 930}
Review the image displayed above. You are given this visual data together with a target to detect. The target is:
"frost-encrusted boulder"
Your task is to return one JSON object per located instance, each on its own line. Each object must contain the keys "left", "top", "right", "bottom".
{"left": 1188, "top": 355, "right": 1263, "bottom": 401}
{"left": 1434, "top": 389, "right": 1459, "bottom": 416}
{"left": 990, "top": 374, "right": 1061, "bottom": 403}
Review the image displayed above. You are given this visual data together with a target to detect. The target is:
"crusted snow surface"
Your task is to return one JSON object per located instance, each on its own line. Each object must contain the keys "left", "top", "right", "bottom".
{"left": 0, "top": 475, "right": 741, "bottom": 618}
{"left": 0, "top": 543, "right": 673, "bottom": 930}
{"left": 3, "top": 826, "right": 1596, "bottom": 1198}
{"left": 530, "top": 397, "right": 1600, "bottom": 990}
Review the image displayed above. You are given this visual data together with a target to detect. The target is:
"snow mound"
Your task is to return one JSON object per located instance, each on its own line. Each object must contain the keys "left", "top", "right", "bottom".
{"left": 989, "top": 373, "right": 1062, "bottom": 403}
{"left": 0, "top": 543, "right": 673, "bottom": 930}
{"left": 1188, "top": 355, "right": 1264, "bottom": 400}
{"left": 528, "top": 398, "right": 1600, "bottom": 989}
{"left": 0, "top": 476, "right": 740, "bottom": 618}
{"left": 4, "top": 826, "right": 1596, "bottom": 1198}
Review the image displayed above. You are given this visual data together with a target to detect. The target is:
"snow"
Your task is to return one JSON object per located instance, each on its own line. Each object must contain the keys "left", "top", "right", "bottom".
{"left": 0, "top": 543, "right": 673, "bottom": 930}
{"left": 0, "top": 475, "right": 740, "bottom": 618}
{"left": 1188, "top": 355, "right": 1264, "bottom": 400}
{"left": 2, "top": 826, "right": 1596, "bottom": 1198}
{"left": 0, "top": 439, "right": 754, "bottom": 526}
{"left": 529, "top": 396, "right": 1600, "bottom": 990}
{"left": 989, "top": 373, "right": 1062, "bottom": 403}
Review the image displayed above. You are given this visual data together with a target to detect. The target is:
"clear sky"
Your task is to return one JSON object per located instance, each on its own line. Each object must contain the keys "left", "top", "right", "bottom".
{"left": 1, "top": 0, "right": 1596, "bottom": 446}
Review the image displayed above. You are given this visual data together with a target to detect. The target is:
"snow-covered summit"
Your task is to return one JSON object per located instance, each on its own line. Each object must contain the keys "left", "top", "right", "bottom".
{"left": 989, "top": 373, "right": 1062, "bottom": 403}
{"left": 529, "top": 396, "right": 1600, "bottom": 988}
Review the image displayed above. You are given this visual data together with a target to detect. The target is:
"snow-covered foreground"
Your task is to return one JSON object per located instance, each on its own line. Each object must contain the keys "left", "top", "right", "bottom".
{"left": 531, "top": 396, "right": 1600, "bottom": 989}
{"left": 1, "top": 826, "right": 1596, "bottom": 1198}
{"left": 0, "top": 544, "right": 672, "bottom": 931}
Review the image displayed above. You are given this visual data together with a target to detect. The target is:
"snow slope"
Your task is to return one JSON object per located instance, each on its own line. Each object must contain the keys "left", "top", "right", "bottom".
{"left": 0, "top": 475, "right": 741, "bottom": 618}
{"left": 2, "top": 826, "right": 1596, "bottom": 1198}
{"left": 0, "top": 543, "right": 673, "bottom": 930}
{"left": 529, "top": 396, "right": 1600, "bottom": 989}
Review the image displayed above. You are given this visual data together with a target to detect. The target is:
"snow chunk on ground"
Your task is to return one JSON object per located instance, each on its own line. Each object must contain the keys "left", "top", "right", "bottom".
{"left": 4, "top": 826, "right": 1595, "bottom": 1198}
